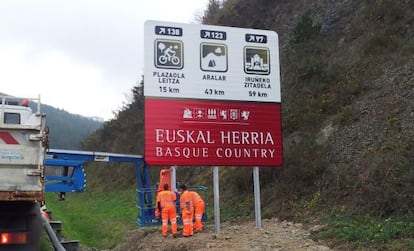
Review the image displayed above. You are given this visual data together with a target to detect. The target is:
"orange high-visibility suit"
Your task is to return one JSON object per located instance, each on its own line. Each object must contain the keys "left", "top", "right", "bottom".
{"left": 180, "top": 190, "right": 194, "bottom": 237}
{"left": 155, "top": 168, "right": 172, "bottom": 218}
{"left": 189, "top": 191, "right": 205, "bottom": 231}
{"left": 157, "top": 168, "right": 171, "bottom": 192}
{"left": 156, "top": 188, "right": 177, "bottom": 237}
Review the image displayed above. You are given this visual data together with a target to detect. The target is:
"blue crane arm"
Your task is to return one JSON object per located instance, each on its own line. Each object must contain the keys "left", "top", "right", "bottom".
{"left": 44, "top": 159, "right": 87, "bottom": 193}
{"left": 44, "top": 149, "right": 154, "bottom": 226}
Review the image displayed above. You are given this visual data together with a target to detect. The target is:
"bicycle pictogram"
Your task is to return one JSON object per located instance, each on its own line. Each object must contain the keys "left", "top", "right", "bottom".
{"left": 155, "top": 39, "right": 183, "bottom": 69}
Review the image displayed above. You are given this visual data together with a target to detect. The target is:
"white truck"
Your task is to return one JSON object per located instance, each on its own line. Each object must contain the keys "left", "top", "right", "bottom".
{"left": 0, "top": 95, "right": 48, "bottom": 251}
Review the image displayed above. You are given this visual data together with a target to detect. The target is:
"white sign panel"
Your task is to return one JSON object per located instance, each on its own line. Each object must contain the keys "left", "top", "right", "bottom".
{"left": 144, "top": 20, "right": 281, "bottom": 103}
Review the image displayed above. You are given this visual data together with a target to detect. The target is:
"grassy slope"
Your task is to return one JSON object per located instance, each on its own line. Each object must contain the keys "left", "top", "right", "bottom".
{"left": 45, "top": 188, "right": 138, "bottom": 249}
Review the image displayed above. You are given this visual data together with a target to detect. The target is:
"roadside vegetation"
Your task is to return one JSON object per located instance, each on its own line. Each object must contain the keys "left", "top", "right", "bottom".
{"left": 44, "top": 189, "right": 137, "bottom": 249}
{"left": 315, "top": 211, "right": 414, "bottom": 250}
{"left": 43, "top": 186, "right": 414, "bottom": 250}
{"left": 45, "top": 0, "right": 414, "bottom": 250}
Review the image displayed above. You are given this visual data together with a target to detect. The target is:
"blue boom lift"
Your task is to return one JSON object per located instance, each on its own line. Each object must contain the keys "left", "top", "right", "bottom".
{"left": 44, "top": 149, "right": 156, "bottom": 226}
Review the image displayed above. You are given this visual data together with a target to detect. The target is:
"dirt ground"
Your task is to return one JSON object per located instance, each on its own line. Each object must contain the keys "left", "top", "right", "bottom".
{"left": 101, "top": 218, "right": 332, "bottom": 251}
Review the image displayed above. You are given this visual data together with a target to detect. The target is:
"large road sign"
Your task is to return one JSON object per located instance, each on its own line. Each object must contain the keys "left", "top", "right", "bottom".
{"left": 144, "top": 20, "right": 282, "bottom": 166}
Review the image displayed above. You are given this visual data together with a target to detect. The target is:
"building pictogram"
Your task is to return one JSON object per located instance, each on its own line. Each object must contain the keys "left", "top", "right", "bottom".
{"left": 244, "top": 47, "right": 270, "bottom": 75}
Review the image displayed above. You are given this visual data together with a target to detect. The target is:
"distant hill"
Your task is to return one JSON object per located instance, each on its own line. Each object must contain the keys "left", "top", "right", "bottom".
{"left": 37, "top": 103, "right": 103, "bottom": 149}
{"left": 0, "top": 92, "right": 103, "bottom": 149}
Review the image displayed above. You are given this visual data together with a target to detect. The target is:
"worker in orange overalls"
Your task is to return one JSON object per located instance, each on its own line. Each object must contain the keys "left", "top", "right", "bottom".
{"left": 179, "top": 184, "right": 194, "bottom": 237}
{"left": 157, "top": 168, "right": 171, "bottom": 192}
{"left": 155, "top": 168, "right": 172, "bottom": 218}
{"left": 189, "top": 190, "right": 205, "bottom": 232}
{"left": 156, "top": 183, "right": 177, "bottom": 237}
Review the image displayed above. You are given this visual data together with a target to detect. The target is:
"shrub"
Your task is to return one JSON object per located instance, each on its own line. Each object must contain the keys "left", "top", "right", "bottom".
{"left": 363, "top": 32, "right": 401, "bottom": 55}
{"left": 315, "top": 211, "right": 414, "bottom": 250}
{"left": 291, "top": 11, "right": 321, "bottom": 44}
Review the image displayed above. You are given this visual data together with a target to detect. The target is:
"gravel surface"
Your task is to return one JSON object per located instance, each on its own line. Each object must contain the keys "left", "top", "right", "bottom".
{"left": 96, "top": 218, "right": 332, "bottom": 251}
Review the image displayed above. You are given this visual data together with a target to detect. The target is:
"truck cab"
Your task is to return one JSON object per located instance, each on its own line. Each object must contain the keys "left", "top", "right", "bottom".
{"left": 0, "top": 95, "right": 48, "bottom": 251}
{"left": 3, "top": 101, "right": 34, "bottom": 124}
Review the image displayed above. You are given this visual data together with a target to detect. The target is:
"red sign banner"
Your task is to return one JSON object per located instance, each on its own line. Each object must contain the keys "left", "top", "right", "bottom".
{"left": 145, "top": 98, "right": 283, "bottom": 166}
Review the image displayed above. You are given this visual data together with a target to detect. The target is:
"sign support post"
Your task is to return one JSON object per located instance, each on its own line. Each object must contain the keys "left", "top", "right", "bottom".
{"left": 213, "top": 166, "right": 220, "bottom": 233}
{"left": 171, "top": 165, "right": 177, "bottom": 192}
{"left": 253, "top": 166, "right": 261, "bottom": 228}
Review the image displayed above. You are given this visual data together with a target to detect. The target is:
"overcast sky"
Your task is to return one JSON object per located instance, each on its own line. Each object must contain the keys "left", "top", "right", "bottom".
{"left": 0, "top": 0, "right": 209, "bottom": 120}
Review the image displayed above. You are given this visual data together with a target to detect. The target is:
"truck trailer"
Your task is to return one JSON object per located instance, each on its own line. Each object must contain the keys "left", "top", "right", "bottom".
{"left": 0, "top": 95, "right": 48, "bottom": 251}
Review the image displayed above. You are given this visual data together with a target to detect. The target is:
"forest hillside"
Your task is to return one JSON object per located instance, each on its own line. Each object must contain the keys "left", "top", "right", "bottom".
{"left": 82, "top": 0, "right": 413, "bottom": 224}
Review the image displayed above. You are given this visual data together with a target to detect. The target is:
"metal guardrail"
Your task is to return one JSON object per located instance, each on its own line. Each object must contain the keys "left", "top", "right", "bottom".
{"left": 41, "top": 214, "right": 66, "bottom": 251}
